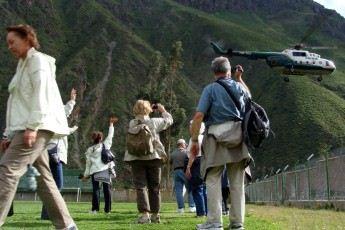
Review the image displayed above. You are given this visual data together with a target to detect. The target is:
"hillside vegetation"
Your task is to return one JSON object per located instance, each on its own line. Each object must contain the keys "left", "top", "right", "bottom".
{"left": 0, "top": 0, "right": 344, "bottom": 178}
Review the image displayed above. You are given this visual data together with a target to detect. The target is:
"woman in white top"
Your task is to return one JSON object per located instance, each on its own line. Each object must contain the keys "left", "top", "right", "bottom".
{"left": 0, "top": 24, "right": 76, "bottom": 229}
{"left": 81, "top": 116, "right": 118, "bottom": 214}
{"left": 41, "top": 88, "right": 78, "bottom": 220}
{"left": 124, "top": 100, "right": 173, "bottom": 224}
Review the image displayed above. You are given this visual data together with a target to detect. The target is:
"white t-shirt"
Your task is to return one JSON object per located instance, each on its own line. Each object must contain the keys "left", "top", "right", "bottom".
{"left": 187, "top": 134, "right": 204, "bottom": 158}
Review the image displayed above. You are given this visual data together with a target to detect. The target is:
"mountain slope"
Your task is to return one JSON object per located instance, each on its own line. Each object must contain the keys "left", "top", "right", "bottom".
{"left": 0, "top": 0, "right": 344, "bottom": 178}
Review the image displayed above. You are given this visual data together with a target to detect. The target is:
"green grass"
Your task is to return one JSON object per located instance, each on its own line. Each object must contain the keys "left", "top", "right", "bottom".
{"left": 3, "top": 202, "right": 345, "bottom": 229}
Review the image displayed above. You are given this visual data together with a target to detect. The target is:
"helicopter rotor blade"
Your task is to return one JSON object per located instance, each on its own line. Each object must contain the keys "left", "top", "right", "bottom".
{"left": 299, "top": 11, "right": 334, "bottom": 45}
{"left": 307, "top": 46, "right": 337, "bottom": 50}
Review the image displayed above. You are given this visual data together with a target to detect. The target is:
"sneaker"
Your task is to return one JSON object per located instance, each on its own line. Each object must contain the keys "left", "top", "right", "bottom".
{"left": 57, "top": 223, "right": 78, "bottom": 230}
{"left": 229, "top": 223, "right": 244, "bottom": 230}
{"left": 196, "top": 222, "right": 223, "bottom": 230}
{"left": 222, "top": 210, "right": 229, "bottom": 216}
{"left": 66, "top": 223, "right": 78, "bottom": 230}
{"left": 189, "top": 207, "right": 196, "bottom": 213}
{"left": 151, "top": 213, "right": 161, "bottom": 223}
{"left": 89, "top": 210, "right": 98, "bottom": 214}
{"left": 177, "top": 208, "right": 184, "bottom": 214}
{"left": 137, "top": 213, "right": 151, "bottom": 224}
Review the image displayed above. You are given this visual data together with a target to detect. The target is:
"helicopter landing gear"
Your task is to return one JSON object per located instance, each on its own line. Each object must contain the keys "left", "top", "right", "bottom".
{"left": 317, "top": 76, "right": 323, "bottom": 82}
{"left": 284, "top": 76, "right": 290, "bottom": 82}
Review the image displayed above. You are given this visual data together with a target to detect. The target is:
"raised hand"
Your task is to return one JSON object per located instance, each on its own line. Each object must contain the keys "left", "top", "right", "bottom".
{"left": 109, "top": 116, "right": 119, "bottom": 124}
{"left": 70, "top": 88, "right": 77, "bottom": 101}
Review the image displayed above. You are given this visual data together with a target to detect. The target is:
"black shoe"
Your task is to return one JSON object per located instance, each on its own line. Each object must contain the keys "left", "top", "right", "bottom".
{"left": 7, "top": 205, "right": 14, "bottom": 217}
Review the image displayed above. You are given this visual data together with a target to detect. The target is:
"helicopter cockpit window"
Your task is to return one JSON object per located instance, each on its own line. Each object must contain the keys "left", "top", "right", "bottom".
{"left": 326, "top": 61, "right": 330, "bottom": 66}
{"left": 293, "top": 52, "right": 307, "bottom": 57}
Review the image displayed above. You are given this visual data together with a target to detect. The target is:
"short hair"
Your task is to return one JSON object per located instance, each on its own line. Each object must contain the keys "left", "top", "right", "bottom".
{"left": 133, "top": 100, "right": 152, "bottom": 116}
{"left": 91, "top": 131, "right": 103, "bottom": 144}
{"left": 177, "top": 139, "right": 186, "bottom": 146}
{"left": 6, "top": 24, "right": 40, "bottom": 49}
{"left": 211, "top": 56, "right": 231, "bottom": 74}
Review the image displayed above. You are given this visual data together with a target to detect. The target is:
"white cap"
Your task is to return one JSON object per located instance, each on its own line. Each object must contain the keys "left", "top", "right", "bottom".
{"left": 177, "top": 139, "right": 186, "bottom": 145}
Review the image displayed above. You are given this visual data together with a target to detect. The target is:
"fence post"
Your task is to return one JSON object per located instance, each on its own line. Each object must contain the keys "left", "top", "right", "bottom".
{"left": 325, "top": 153, "right": 330, "bottom": 201}
{"left": 295, "top": 167, "right": 298, "bottom": 200}
{"left": 281, "top": 173, "right": 284, "bottom": 204}
{"left": 281, "top": 165, "right": 289, "bottom": 203}
{"left": 307, "top": 163, "right": 311, "bottom": 200}
{"left": 275, "top": 174, "right": 278, "bottom": 202}
{"left": 306, "top": 154, "right": 314, "bottom": 201}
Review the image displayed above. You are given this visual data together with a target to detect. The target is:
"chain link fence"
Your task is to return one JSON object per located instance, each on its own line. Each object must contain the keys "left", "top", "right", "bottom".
{"left": 246, "top": 154, "right": 345, "bottom": 202}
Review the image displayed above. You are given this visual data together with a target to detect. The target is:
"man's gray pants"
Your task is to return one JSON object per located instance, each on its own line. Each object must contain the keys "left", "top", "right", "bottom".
{"left": 206, "top": 160, "right": 245, "bottom": 226}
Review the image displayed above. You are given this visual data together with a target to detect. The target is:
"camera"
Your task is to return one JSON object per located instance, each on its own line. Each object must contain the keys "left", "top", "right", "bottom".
{"left": 152, "top": 103, "right": 158, "bottom": 109}
{"left": 231, "top": 66, "right": 241, "bottom": 74}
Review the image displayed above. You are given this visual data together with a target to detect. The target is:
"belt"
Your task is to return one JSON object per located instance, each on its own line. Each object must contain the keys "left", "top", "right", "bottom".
{"left": 174, "top": 167, "right": 184, "bottom": 170}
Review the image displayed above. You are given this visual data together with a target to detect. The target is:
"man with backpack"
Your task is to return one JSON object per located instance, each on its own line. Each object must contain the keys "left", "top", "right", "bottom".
{"left": 190, "top": 57, "right": 252, "bottom": 230}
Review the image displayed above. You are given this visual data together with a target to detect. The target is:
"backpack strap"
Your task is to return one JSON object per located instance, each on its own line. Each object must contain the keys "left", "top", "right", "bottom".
{"left": 215, "top": 79, "right": 241, "bottom": 111}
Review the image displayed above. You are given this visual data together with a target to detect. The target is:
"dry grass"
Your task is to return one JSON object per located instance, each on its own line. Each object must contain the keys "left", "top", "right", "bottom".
{"left": 246, "top": 204, "right": 345, "bottom": 230}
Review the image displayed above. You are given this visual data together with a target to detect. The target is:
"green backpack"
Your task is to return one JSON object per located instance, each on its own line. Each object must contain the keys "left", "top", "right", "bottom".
{"left": 126, "top": 120, "right": 154, "bottom": 156}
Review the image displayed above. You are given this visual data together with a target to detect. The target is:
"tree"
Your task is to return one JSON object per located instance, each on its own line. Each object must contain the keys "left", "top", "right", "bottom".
{"left": 138, "top": 41, "right": 187, "bottom": 189}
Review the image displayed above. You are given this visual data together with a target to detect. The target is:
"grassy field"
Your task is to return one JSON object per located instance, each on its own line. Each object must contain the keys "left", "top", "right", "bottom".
{"left": 2, "top": 202, "right": 345, "bottom": 229}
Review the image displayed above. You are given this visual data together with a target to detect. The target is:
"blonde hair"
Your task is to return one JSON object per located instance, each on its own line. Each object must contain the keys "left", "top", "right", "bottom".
{"left": 133, "top": 100, "right": 152, "bottom": 116}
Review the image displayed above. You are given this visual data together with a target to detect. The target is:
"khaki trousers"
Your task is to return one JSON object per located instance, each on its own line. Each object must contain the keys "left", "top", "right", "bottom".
{"left": 206, "top": 160, "right": 245, "bottom": 226}
{"left": 0, "top": 131, "right": 74, "bottom": 229}
{"left": 130, "top": 159, "right": 162, "bottom": 213}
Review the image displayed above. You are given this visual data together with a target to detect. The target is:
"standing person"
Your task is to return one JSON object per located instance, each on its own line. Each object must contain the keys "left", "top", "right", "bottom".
{"left": 170, "top": 139, "right": 195, "bottom": 213}
{"left": 124, "top": 100, "right": 173, "bottom": 224}
{"left": 81, "top": 116, "right": 118, "bottom": 214}
{"left": 41, "top": 88, "right": 78, "bottom": 220}
{"left": 185, "top": 121, "right": 207, "bottom": 217}
{"left": 0, "top": 24, "right": 77, "bottom": 229}
{"left": 190, "top": 57, "right": 252, "bottom": 230}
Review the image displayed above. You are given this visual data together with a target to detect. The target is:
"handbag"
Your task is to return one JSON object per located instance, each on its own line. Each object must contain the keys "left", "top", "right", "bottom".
{"left": 48, "top": 141, "right": 60, "bottom": 164}
{"left": 101, "top": 143, "right": 115, "bottom": 164}
{"left": 208, "top": 121, "right": 242, "bottom": 148}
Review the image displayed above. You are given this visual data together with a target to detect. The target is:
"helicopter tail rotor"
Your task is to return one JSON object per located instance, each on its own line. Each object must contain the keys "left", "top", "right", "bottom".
{"left": 211, "top": 42, "right": 234, "bottom": 57}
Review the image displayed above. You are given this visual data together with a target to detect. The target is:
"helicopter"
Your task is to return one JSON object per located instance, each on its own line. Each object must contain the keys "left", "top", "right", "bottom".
{"left": 211, "top": 42, "right": 336, "bottom": 82}
{"left": 211, "top": 11, "right": 337, "bottom": 82}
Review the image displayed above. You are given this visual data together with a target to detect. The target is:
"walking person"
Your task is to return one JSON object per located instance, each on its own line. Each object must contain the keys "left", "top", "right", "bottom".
{"left": 41, "top": 88, "right": 78, "bottom": 220}
{"left": 190, "top": 57, "right": 252, "bottom": 230}
{"left": 0, "top": 24, "right": 77, "bottom": 229}
{"left": 81, "top": 116, "right": 118, "bottom": 214}
{"left": 170, "top": 139, "right": 195, "bottom": 213}
{"left": 124, "top": 100, "right": 173, "bottom": 224}
{"left": 185, "top": 121, "right": 207, "bottom": 217}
